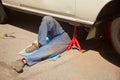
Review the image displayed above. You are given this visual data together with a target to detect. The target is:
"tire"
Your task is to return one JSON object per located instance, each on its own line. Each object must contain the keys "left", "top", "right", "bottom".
{"left": 0, "top": 2, "right": 7, "bottom": 23}
{"left": 110, "top": 17, "right": 120, "bottom": 55}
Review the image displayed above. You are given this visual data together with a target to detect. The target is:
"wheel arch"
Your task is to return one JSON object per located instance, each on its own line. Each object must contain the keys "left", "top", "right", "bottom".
{"left": 87, "top": 0, "right": 120, "bottom": 39}
{"left": 96, "top": 0, "right": 120, "bottom": 23}
{"left": 0, "top": 0, "right": 8, "bottom": 23}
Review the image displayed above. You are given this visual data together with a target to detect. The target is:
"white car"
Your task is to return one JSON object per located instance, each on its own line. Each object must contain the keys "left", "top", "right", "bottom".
{"left": 0, "top": 0, "right": 120, "bottom": 55}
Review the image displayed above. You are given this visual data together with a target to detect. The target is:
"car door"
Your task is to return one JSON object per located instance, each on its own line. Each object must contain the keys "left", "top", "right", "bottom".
{"left": 19, "top": 0, "right": 75, "bottom": 16}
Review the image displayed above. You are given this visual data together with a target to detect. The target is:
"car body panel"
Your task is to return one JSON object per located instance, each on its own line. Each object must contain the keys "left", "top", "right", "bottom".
{"left": 75, "top": 0, "right": 111, "bottom": 23}
{"left": 1, "top": 0, "right": 111, "bottom": 25}
{"left": 19, "top": 0, "right": 75, "bottom": 16}
{"left": 1, "top": 0, "right": 20, "bottom": 6}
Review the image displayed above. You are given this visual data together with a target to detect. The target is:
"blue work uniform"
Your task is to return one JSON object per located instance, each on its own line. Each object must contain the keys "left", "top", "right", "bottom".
{"left": 25, "top": 16, "right": 71, "bottom": 66}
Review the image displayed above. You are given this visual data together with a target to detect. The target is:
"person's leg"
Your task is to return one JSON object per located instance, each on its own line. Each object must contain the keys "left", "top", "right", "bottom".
{"left": 25, "top": 16, "right": 50, "bottom": 52}
{"left": 25, "top": 16, "right": 58, "bottom": 52}
{"left": 25, "top": 42, "right": 40, "bottom": 53}
{"left": 25, "top": 32, "right": 70, "bottom": 66}
{"left": 37, "top": 16, "right": 48, "bottom": 46}
{"left": 25, "top": 16, "right": 70, "bottom": 66}
{"left": 12, "top": 32, "right": 70, "bottom": 73}
{"left": 11, "top": 58, "right": 27, "bottom": 73}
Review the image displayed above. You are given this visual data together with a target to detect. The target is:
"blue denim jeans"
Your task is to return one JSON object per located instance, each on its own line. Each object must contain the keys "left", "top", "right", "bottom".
{"left": 25, "top": 16, "right": 71, "bottom": 66}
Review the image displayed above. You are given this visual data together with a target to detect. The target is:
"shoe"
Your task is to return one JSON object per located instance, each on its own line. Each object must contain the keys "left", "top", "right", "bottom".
{"left": 11, "top": 59, "right": 25, "bottom": 73}
{"left": 25, "top": 42, "right": 40, "bottom": 53}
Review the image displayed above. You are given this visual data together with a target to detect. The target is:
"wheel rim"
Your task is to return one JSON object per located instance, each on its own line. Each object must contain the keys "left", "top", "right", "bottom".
{"left": 117, "top": 28, "right": 120, "bottom": 44}
{"left": 114, "top": 23, "right": 120, "bottom": 52}
{"left": 118, "top": 28, "right": 120, "bottom": 43}
{"left": 111, "top": 17, "right": 120, "bottom": 54}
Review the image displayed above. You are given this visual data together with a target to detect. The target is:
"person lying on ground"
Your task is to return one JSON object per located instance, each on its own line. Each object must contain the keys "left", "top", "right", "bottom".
{"left": 11, "top": 16, "right": 71, "bottom": 73}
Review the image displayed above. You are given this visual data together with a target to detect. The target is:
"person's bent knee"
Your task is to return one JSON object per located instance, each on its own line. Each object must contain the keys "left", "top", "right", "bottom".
{"left": 42, "top": 16, "right": 54, "bottom": 23}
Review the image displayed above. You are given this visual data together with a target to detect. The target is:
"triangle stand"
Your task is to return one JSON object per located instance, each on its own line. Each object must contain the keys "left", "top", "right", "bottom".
{"left": 66, "top": 25, "right": 82, "bottom": 52}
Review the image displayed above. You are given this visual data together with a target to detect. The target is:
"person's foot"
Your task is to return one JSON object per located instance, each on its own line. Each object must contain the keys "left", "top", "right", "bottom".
{"left": 25, "top": 42, "right": 40, "bottom": 53}
{"left": 11, "top": 59, "right": 25, "bottom": 73}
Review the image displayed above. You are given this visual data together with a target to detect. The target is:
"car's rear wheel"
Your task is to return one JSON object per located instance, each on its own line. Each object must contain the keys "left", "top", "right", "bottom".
{"left": 0, "top": 2, "right": 7, "bottom": 23}
{"left": 110, "top": 17, "right": 120, "bottom": 55}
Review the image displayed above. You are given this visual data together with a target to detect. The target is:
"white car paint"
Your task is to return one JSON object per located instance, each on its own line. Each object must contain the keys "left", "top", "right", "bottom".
{"left": 1, "top": 0, "right": 111, "bottom": 25}
{"left": 75, "top": 0, "right": 111, "bottom": 23}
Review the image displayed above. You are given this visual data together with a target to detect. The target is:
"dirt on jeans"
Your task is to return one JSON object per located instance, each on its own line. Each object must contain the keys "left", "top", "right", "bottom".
{"left": 0, "top": 61, "right": 27, "bottom": 80}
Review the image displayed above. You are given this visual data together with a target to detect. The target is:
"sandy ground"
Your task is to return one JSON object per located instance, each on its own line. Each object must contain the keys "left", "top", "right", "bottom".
{"left": 0, "top": 12, "right": 120, "bottom": 80}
